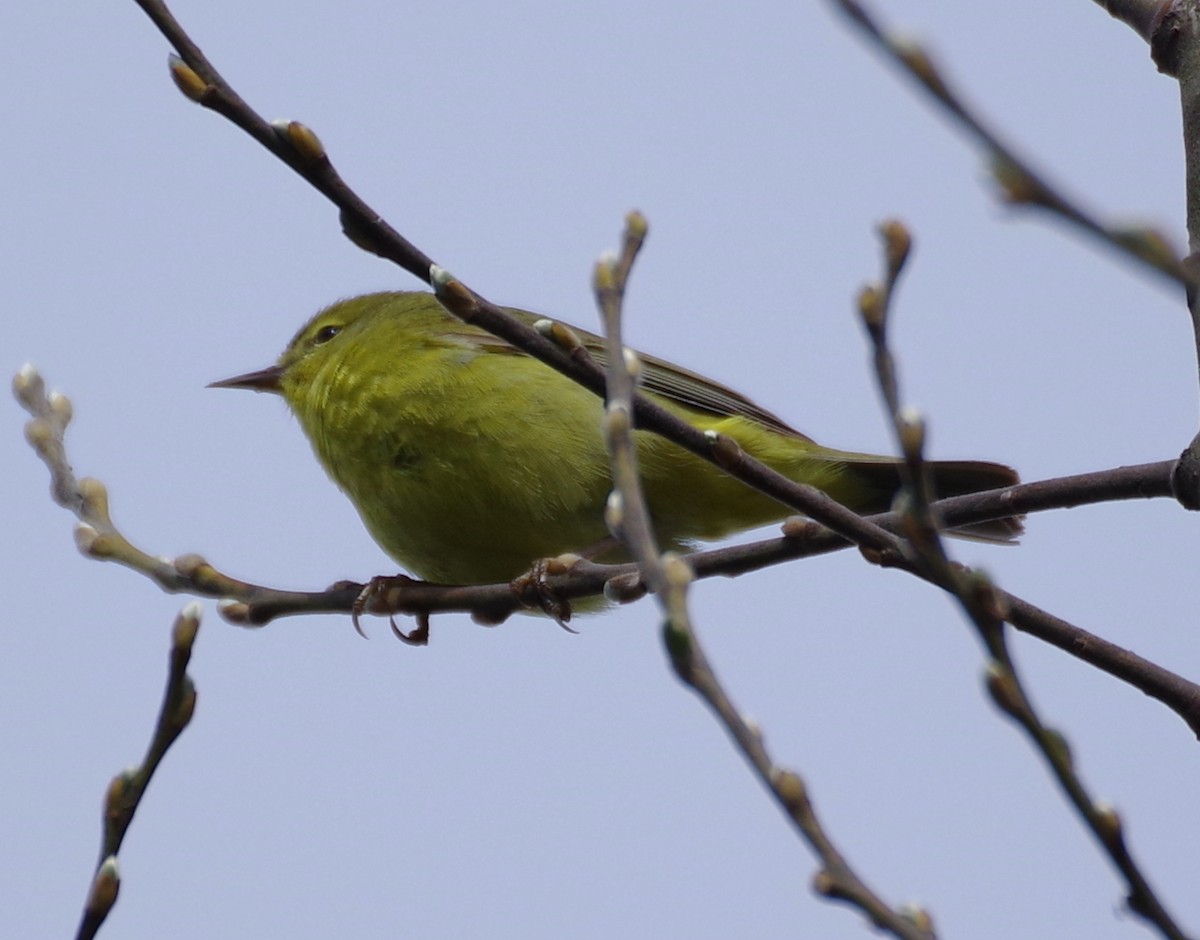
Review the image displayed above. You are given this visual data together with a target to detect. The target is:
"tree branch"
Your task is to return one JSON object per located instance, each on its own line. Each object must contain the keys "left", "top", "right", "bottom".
{"left": 858, "top": 221, "right": 1189, "bottom": 940}
{"left": 75, "top": 605, "right": 200, "bottom": 940}
{"left": 833, "top": 0, "right": 1187, "bottom": 287}
{"left": 1094, "top": 0, "right": 1174, "bottom": 42}
{"left": 594, "top": 215, "right": 937, "bottom": 940}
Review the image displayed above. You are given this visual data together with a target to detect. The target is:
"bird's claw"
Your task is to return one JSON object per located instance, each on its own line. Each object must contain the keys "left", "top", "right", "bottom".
{"left": 390, "top": 610, "right": 430, "bottom": 646}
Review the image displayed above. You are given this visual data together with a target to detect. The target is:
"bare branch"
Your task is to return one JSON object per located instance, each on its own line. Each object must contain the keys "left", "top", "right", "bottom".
{"left": 858, "top": 225, "right": 1190, "bottom": 940}
{"left": 131, "top": 0, "right": 435, "bottom": 282}
{"left": 1148, "top": 0, "right": 1200, "bottom": 507}
{"left": 75, "top": 604, "right": 201, "bottom": 940}
{"left": 593, "top": 212, "right": 664, "bottom": 591}
{"left": 832, "top": 0, "right": 1188, "bottom": 288}
{"left": 594, "top": 215, "right": 937, "bottom": 940}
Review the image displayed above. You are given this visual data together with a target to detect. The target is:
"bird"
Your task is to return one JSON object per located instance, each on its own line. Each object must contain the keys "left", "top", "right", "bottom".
{"left": 211, "top": 291, "right": 1018, "bottom": 588}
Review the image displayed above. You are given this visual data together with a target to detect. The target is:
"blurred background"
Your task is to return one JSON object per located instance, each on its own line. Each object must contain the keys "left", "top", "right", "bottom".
{"left": 3, "top": 2, "right": 1196, "bottom": 937}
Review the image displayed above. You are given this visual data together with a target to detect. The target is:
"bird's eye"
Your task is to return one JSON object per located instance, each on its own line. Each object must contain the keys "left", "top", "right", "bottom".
{"left": 313, "top": 324, "right": 342, "bottom": 345}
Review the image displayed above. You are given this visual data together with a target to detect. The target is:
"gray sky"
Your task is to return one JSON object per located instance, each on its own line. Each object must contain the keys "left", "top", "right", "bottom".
{"left": 5, "top": 2, "right": 1197, "bottom": 938}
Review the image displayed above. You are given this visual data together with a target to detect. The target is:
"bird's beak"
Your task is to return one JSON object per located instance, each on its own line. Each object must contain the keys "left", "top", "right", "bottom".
{"left": 208, "top": 364, "right": 285, "bottom": 393}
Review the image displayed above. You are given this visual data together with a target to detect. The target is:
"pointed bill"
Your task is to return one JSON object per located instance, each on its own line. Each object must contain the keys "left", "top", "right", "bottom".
{"left": 207, "top": 364, "right": 285, "bottom": 393}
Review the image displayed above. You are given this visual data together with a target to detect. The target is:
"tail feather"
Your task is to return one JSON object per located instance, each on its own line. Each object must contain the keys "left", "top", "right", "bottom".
{"left": 843, "top": 459, "right": 1021, "bottom": 543}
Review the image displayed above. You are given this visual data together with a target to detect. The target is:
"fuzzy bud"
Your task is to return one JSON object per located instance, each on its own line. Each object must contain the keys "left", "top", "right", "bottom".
{"left": 168, "top": 54, "right": 207, "bottom": 102}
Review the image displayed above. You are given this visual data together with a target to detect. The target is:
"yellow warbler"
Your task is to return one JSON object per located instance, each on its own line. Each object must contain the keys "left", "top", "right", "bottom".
{"left": 212, "top": 291, "right": 1017, "bottom": 584}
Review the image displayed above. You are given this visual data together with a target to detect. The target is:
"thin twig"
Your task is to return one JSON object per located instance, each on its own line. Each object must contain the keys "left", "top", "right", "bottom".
{"left": 75, "top": 604, "right": 201, "bottom": 940}
{"left": 592, "top": 214, "right": 667, "bottom": 595}
{"left": 594, "top": 215, "right": 937, "bottom": 940}
{"left": 832, "top": 0, "right": 1188, "bottom": 288}
{"left": 859, "top": 220, "right": 1190, "bottom": 940}
{"left": 135, "top": 0, "right": 434, "bottom": 282}
{"left": 659, "top": 590, "right": 936, "bottom": 940}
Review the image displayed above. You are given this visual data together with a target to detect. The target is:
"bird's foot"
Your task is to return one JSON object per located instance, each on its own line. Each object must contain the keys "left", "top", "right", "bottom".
{"left": 351, "top": 575, "right": 431, "bottom": 646}
{"left": 509, "top": 554, "right": 581, "bottom": 631}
